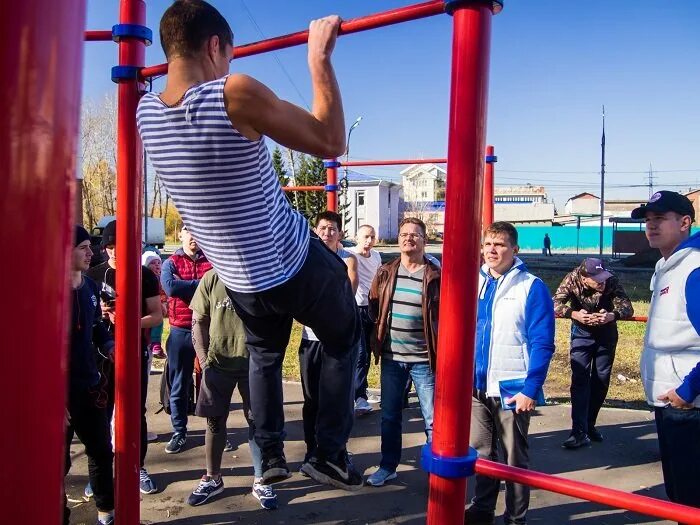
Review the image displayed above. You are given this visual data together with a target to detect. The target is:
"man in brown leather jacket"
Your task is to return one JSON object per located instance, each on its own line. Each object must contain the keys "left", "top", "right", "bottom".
{"left": 365, "top": 217, "right": 441, "bottom": 487}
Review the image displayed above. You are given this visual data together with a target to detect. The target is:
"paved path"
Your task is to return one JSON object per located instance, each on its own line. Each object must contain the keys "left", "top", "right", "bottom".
{"left": 66, "top": 375, "right": 673, "bottom": 524}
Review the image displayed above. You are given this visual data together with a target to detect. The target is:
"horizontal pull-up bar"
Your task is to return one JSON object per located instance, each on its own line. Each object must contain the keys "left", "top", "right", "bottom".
{"left": 140, "top": 0, "right": 445, "bottom": 79}
{"left": 342, "top": 158, "right": 447, "bottom": 167}
{"left": 282, "top": 185, "right": 325, "bottom": 192}
{"left": 84, "top": 30, "right": 113, "bottom": 41}
{"left": 475, "top": 459, "right": 700, "bottom": 524}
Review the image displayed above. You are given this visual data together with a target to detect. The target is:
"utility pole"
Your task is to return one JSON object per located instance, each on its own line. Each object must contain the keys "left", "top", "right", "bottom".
{"left": 599, "top": 106, "right": 605, "bottom": 256}
{"left": 647, "top": 163, "right": 655, "bottom": 198}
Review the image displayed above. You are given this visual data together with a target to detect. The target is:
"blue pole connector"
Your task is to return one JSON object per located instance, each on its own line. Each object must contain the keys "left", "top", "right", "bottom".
{"left": 444, "top": 0, "right": 504, "bottom": 16}
{"left": 111, "top": 65, "right": 141, "bottom": 83}
{"left": 112, "top": 24, "right": 153, "bottom": 46}
{"left": 421, "top": 444, "right": 478, "bottom": 479}
{"left": 323, "top": 160, "right": 341, "bottom": 169}
{"left": 485, "top": 155, "right": 498, "bottom": 163}
{"left": 324, "top": 184, "right": 339, "bottom": 192}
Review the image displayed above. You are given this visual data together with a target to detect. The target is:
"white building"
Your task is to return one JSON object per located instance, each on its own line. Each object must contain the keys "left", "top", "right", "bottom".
{"left": 400, "top": 163, "right": 446, "bottom": 202}
{"left": 343, "top": 173, "right": 403, "bottom": 241}
{"left": 494, "top": 185, "right": 555, "bottom": 224}
{"left": 565, "top": 192, "right": 601, "bottom": 216}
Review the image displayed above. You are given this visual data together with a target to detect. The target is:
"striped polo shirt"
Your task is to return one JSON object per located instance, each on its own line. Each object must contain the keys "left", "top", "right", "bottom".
{"left": 386, "top": 264, "right": 428, "bottom": 363}
{"left": 136, "top": 76, "right": 309, "bottom": 293}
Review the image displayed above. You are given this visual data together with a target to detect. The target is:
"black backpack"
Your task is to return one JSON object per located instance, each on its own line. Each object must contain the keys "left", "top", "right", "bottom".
{"left": 158, "top": 359, "right": 196, "bottom": 415}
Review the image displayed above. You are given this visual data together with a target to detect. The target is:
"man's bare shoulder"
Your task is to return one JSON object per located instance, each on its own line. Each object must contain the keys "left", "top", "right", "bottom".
{"left": 224, "top": 73, "right": 272, "bottom": 100}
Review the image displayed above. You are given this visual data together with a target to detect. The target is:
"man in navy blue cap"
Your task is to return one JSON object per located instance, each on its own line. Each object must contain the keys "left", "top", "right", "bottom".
{"left": 633, "top": 191, "right": 700, "bottom": 510}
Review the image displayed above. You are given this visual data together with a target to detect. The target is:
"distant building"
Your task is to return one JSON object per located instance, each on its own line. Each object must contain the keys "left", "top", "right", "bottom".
{"left": 604, "top": 198, "right": 646, "bottom": 217}
{"left": 494, "top": 185, "right": 555, "bottom": 224}
{"left": 343, "top": 173, "right": 402, "bottom": 241}
{"left": 565, "top": 192, "right": 600, "bottom": 216}
{"left": 684, "top": 189, "right": 700, "bottom": 221}
{"left": 400, "top": 163, "right": 446, "bottom": 203}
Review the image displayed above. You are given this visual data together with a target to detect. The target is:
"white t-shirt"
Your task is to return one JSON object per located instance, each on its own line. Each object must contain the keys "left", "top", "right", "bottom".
{"left": 353, "top": 249, "right": 382, "bottom": 307}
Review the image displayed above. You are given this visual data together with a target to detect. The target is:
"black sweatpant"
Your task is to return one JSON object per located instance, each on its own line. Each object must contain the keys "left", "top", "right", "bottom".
{"left": 569, "top": 324, "right": 617, "bottom": 435}
{"left": 64, "top": 389, "right": 114, "bottom": 524}
{"left": 226, "top": 236, "right": 359, "bottom": 461}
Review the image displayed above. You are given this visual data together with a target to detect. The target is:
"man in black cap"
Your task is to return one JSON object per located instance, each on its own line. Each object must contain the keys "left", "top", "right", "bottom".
{"left": 85, "top": 220, "right": 163, "bottom": 495}
{"left": 553, "top": 258, "right": 634, "bottom": 449}
{"left": 65, "top": 226, "right": 115, "bottom": 525}
{"left": 633, "top": 191, "right": 700, "bottom": 510}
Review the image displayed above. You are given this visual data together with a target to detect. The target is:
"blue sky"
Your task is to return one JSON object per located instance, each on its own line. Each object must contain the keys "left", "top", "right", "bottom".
{"left": 84, "top": 1, "right": 700, "bottom": 209}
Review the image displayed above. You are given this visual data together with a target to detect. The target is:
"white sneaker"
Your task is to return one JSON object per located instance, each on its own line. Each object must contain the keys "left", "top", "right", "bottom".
{"left": 367, "top": 393, "right": 381, "bottom": 404}
{"left": 146, "top": 431, "right": 158, "bottom": 442}
{"left": 354, "top": 398, "right": 373, "bottom": 415}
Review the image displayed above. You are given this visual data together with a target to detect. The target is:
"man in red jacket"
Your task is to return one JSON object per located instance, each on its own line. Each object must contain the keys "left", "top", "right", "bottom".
{"left": 162, "top": 225, "right": 212, "bottom": 453}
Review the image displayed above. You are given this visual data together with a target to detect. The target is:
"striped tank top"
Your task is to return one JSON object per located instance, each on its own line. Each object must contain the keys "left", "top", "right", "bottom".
{"left": 136, "top": 76, "right": 309, "bottom": 293}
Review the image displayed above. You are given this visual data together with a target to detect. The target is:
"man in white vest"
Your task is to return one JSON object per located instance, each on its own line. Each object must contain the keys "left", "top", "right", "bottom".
{"left": 465, "top": 221, "right": 555, "bottom": 525}
{"left": 632, "top": 190, "right": 700, "bottom": 510}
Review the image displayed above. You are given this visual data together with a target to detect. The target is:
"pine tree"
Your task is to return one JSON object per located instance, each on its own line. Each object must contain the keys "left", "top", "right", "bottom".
{"left": 271, "top": 146, "right": 292, "bottom": 204}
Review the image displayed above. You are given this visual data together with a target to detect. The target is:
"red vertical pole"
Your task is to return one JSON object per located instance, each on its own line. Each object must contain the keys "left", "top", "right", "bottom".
{"left": 327, "top": 158, "right": 338, "bottom": 212}
{"left": 114, "top": 1, "right": 146, "bottom": 523}
{"left": 483, "top": 144, "right": 495, "bottom": 226}
{"left": 0, "top": 1, "right": 86, "bottom": 522}
{"left": 427, "top": 2, "right": 497, "bottom": 524}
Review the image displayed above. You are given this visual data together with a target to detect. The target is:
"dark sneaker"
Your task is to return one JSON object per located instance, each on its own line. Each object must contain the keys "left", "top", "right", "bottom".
{"left": 223, "top": 439, "right": 235, "bottom": 452}
{"left": 562, "top": 432, "right": 591, "bottom": 449}
{"left": 165, "top": 432, "right": 186, "bottom": 454}
{"left": 300, "top": 452, "right": 363, "bottom": 492}
{"left": 187, "top": 475, "right": 224, "bottom": 506}
{"left": 83, "top": 482, "right": 93, "bottom": 501}
{"left": 139, "top": 468, "right": 158, "bottom": 494}
{"left": 588, "top": 426, "right": 604, "bottom": 442}
{"left": 96, "top": 515, "right": 114, "bottom": 525}
{"left": 464, "top": 506, "right": 495, "bottom": 525}
{"left": 252, "top": 482, "right": 278, "bottom": 510}
{"left": 261, "top": 455, "right": 291, "bottom": 484}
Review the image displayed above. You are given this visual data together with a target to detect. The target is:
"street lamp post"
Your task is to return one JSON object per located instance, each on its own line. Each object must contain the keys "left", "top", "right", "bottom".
{"left": 343, "top": 116, "right": 362, "bottom": 231}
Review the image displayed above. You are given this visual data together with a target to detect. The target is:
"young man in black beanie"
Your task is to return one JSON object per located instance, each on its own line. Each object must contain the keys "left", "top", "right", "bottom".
{"left": 85, "top": 220, "right": 163, "bottom": 495}
{"left": 65, "top": 226, "right": 115, "bottom": 525}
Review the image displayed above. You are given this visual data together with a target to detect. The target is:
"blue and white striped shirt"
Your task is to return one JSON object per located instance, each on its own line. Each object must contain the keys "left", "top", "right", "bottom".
{"left": 136, "top": 76, "right": 309, "bottom": 293}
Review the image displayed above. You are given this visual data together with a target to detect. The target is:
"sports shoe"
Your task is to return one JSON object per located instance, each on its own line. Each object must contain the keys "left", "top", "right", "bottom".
{"left": 464, "top": 506, "right": 496, "bottom": 525}
{"left": 146, "top": 431, "right": 158, "bottom": 442}
{"left": 165, "top": 432, "right": 186, "bottom": 454}
{"left": 223, "top": 439, "right": 235, "bottom": 452}
{"left": 588, "top": 426, "right": 604, "bottom": 442}
{"left": 96, "top": 514, "right": 114, "bottom": 525}
{"left": 367, "top": 393, "right": 381, "bottom": 404}
{"left": 83, "top": 482, "right": 93, "bottom": 501}
{"left": 300, "top": 452, "right": 363, "bottom": 491}
{"left": 151, "top": 343, "right": 166, "bottom": 359}
{"left": 562, "top": 431, "right": 591, "bottom": 449}
{"left": 187, "top": 475, "right": 224, "bottom": 506}
{"left": 139, "top": 468, "right": 158, "bottom": 494}
{"left": 261, "top": 455, "right": 291, "bottom": 484}
{"left": 252, "top": 482, "right": 278, "bottom": 510}
{"left": 354, "top": 397, "right": 373, "bottom": 416}
{"left": 366, "top": 467, "right": 397, "bottom": 487}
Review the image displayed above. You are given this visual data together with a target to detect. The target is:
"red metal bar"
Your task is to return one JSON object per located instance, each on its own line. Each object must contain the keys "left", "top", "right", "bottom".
{"left": 476, "top": 459, "right": 700, "bottom": 524}
{"left": 483, "top": 145, "right": 495, "bottom": 226}
{"left": 140, "top": 0, "right": 445, "bottom": 78}
{"left": 114, "top": 0, "right": 146, "bottom": 523}
{"left": 341, "top": 158, "right": 447, "bottom": 167}
{"left": 85, "top": 30, "right": 113, "bottom": 41}
{"left": 282, "top": 185, "right": 325, "bottom": 192}
{"left": 327, "top": 158, "right": 338, "bottom": 211}
{"left": 0, "top": 1, "right": 86, "bottom": 522}
{"left": 427, "top": 3, "right": 495, "bottom": 524}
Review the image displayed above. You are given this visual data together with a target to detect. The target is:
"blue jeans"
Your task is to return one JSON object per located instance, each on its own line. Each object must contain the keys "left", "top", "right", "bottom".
{"left": 355, "top": 306, "right": 373, "bottom": 400}
{"left": 379, "top": 359, "right": 434, "bottom": 472}
{"left": 654, "top": 406, "right": 700, "bottom": 509}
{"left": 167, "top": 326, "right": 195, "bottom": 435}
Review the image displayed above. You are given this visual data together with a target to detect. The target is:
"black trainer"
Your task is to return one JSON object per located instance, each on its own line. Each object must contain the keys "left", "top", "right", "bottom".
{"left": 261, "top": 455, "right": 291, "bottom": 484}
{"left": 300, "top": 452, "right": 363, "bottom": 492}
{"left": 562, "top": 431, "right": 591, "bottom": 449}
{"left": 588, "top": 426, "right": 604, "bottom": 442}
{"left": 464, "top": 506, "right": 495, "bottom": 525}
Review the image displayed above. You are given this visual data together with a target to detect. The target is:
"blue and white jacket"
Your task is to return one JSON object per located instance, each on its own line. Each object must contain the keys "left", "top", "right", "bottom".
{"left": 474, "top": 258, "right": 555, "bottom": 399}
{"left": 641, "top": 231, "right": 700, "bottom": 407}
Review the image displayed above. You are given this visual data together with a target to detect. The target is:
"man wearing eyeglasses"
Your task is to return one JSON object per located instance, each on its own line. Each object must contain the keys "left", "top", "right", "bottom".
{"left": 365, "top": 217, "right": 441, "bottom": 487}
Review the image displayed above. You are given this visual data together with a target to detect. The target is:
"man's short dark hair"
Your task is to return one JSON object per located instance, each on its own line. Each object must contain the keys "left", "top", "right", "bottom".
{"left": 399, "top": 217, "right": 427, "bottom": 237}
{"left": 484, "top": 221, "right": 518, "bottom": 246}
{"left": 315, "top": 211, "right": 342, "bottom": 230}
{"left": 160, "top": 0, "right": 233, "bottom": 60}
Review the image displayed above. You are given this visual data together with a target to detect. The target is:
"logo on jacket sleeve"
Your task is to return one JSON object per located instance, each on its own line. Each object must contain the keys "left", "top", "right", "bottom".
{"left": 659, "top": 286, "right": 670, "bottom": 296}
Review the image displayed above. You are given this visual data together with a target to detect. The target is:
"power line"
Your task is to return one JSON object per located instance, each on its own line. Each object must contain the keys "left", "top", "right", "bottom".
{"left": 240, "top": 0, "right": 311, "bottom": 110}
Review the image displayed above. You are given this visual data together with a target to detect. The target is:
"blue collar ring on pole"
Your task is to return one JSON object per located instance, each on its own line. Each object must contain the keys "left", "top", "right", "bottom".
{"left": 485, "top": 155, "right": 498, "bottom": 163}
{"left": 421, "top": 444, "right": 478, "bottom": 478}
{"left": 323, "top": 160, "right": 341, "bottom": 169}
{"left": 444, "top": 0, "right": 504, "bottom": 15}
{"left": 111, "top": 66, "right": 141, "bottom": 84}
{"left": 112, "top": 24, "right": 153, "bottom": 46}
{"left": 324, "top": 184, "right": 339, "bottom": 192}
